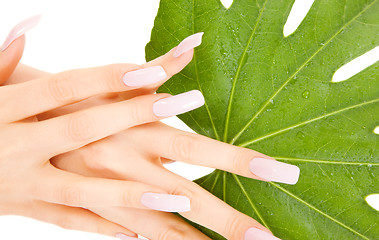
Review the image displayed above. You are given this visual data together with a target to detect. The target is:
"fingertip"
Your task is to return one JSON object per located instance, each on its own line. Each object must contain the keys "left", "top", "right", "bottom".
{"left": 144, "top": 46, "right": 194, "bottom": 79}
{"left": 0, "top": 35, "right": 26, "bottom": 84}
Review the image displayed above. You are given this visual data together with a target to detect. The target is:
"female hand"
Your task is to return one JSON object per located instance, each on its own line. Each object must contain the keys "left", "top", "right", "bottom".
{"left": 7, "top": 20, "right": 300, "bottom": 240}
{"left": 0, "top": 17, "right": 208, "bottom": 239}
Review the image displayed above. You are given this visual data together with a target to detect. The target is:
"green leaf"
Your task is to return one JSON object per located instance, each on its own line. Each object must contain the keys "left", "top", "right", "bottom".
{"left": 145, "top": 0, "right": 379, "bottom": 239}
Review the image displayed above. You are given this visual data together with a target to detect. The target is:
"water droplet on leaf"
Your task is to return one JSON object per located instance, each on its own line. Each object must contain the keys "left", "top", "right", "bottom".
{"left": 302, "top": 90, "right": 310, "bottom": 99}
{"left": 296, "top": 131, "right": 306, "bottom": 139}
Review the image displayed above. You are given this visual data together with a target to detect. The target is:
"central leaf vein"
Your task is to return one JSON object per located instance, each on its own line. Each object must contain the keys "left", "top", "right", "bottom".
{"left": 222, "top": 0, "right": 268, "bottom": 142}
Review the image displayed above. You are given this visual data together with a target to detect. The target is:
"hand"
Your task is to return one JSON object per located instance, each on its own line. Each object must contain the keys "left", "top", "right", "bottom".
{"left": 0, "top": 18, "right": 209, "bottom": 239}
{"left": 8, "top": 37, "right": 300, "bottom": 240}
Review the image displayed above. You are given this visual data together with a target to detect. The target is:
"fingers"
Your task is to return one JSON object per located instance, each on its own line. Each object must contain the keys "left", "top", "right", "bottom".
{"left": 132, "top": 122, "right": 300, "bottom": 185}
{"left": 30, "top": 166, "right": 190, "bottom": 213}
{"left": 27, "top": 91, "right": 203, "bottom": 156}
{"left": 0, "top": 36, "right": 25, "bottom": 85}
{"left": 26, "top": 201, "right": 137, "bottom": 238}
{"left": 93, "top": 206, "right": 211, "bottom": 240}
{"left": 0, "top": 33, "right": 203, "bottom": 124}
{"left": 134, "top": 163, "right": 277, "bottom": 240}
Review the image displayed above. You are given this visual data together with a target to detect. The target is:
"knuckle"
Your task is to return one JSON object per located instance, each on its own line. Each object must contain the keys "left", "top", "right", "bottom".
{"left": 121, "top": 185, "right": 134, "bottom": 206}
{"left": 103, "top": 64, "right": 125, "bottom": 91}
{"left": 232, "top": 148, "right": 249, "bottom": 173}
{"left": 128, "top": 100, "right": 151, "bottom": 124}
{"left": 58, "top": 185, "right": 83, "bottom": 206}
{"left": 159, "top": 226, "right": 187, "bottom": 240}
{"left": 224, "top": 215, "right": 245, "bottom": 239}
{"left": 65, "top": 113, "right": 96, "bottom": 142}
{"left": 171, "top": 134, "right": 199, "bottom": 162}
{"left": 48, "top": 71, "right": 77, "bottom": 103}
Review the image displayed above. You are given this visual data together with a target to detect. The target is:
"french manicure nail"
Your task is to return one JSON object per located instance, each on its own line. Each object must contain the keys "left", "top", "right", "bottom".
{"left": 141, "top": 192, "right": 191, "bottom": 212}
{"left": 245, "top": 228, "right": 281, "bottom": 240}
{"left": 123, "top": 66, "right": 167, "bottom": 87}
{"left": 0, "top": 15, "right": 41, "bottom": 52}
{"left": 153, "top": 90, "right": 205, "bottom": 117}
{"left": 173, "top": 32, "right": 204, "bottom": 58}
{"left": 249, "top": 158, "right": 300, "bottom": 185}
{"left": 116, "top": 233, "right": 142, "bottom": 240}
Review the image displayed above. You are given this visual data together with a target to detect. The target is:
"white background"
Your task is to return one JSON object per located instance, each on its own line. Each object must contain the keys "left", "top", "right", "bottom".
{"left": 0, "top": 0, "right": 377, "bottom": 239}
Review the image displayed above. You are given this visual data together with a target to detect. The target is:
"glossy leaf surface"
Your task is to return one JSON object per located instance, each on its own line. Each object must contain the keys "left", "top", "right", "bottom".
{"left": 146, "top": 0, "right": 379, "bottom": 239}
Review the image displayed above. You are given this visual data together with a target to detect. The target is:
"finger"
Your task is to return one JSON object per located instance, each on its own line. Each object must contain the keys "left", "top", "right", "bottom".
{"left": 0, "top": 36, "right": 25, "bottom": 85}
{"left": 0, "top": 34, "right": 202, "bottom": 124}
{"left": 30, "top": 166, "right": 190, "bottom": 213}
{"left": 93, "top": 206, "right": 211, "bottom": 240}
{"left": 5, "top": 64, "right": 49, "bottom": 85}
{"left": 27, "top": 91, "right": 204, "bottom": 157}
{"left": 131, "top": 122, "right": 300, "bottom": 185}
{"left": 24, "top": 200, "right": 137, "bottom": 238}
{"left": 130, "top": 163, "right": 276, "bottom": 240}
{"left": 119, "top": 32, "right": 204, "bottom": 99}
{"left": 0, "top": 15, "right": 40, "bottom": 84}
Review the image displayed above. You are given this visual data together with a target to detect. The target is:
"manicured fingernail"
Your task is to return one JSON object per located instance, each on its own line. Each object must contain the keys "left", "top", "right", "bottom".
{"left": 123, "top": 66, "right": 167, "bottom": 87}
{"left": 173, "top": 32, "right": 204, "bottom": 58}
{"left": 141, "top": 192, "right": 191, "bottom": 212}
{"left": 249, "top": 158, "right": 300, "bottom": 185}
{"left": 116, "top": 233, "right": 142, "bottom": 240}
{"left": 245, "top": 228, "right": 281, "bottom": 240}
{"left": 0, "top": 15, "right": 41, "bottom": 52}
{"left": 153, "top": 90, "right": 205, "bottom": 117}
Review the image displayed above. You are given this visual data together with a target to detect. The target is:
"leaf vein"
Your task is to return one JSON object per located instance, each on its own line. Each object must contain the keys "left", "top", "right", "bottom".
{"left": 270, "top": 182, "right": 370, "bottom": 239}
{"left": 222, "top": 0, "right": 269, "bottom": 142}
{"left": 239, "top": 98, "right": 379, "bottom": 147}
{"left": 230, "top": 0, "right": 378, "bottom": 144}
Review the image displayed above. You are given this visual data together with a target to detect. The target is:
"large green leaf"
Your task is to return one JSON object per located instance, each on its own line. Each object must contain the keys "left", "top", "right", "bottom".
{"left": 145, "top": 0, "right": 379, "bottom": 239}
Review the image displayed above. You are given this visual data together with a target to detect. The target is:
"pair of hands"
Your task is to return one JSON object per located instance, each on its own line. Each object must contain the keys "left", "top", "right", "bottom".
{"left": 0, "top": 16, "right": 300, "bottom": 240}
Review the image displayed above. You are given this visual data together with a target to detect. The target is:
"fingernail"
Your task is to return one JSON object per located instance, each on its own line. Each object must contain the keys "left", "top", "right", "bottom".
{"left": 249, "top": 158, "right": 300, "bottom": 185}
{"left": 116, "top": 233, "right": 142, "bottom": 240}
{"left": 245, "top": 228, "right": 281, "bottom": 240}
{"left": 123, "top": 66, "right": 167, "bottom": 87}
{"left": 153, "top": 90, "right": 205, "bottom": 117}
{"left": 141, "top": 192, "right": 191, "bottom": 212}
{"left": 173, "top": 32, "right": 204, "bottom": 58}
{"left": 0, "top": 15, "right": 41, "bottom": 52}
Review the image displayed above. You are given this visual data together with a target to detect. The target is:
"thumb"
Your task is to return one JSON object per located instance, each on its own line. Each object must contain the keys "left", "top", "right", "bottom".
{"left": 0, "top": 35, "right": 25, "bottom": 84}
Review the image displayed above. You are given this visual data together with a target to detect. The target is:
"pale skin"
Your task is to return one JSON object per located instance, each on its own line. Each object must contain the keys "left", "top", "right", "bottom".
{"left": 0, "top": 35, "right": 288, "bottom": 240}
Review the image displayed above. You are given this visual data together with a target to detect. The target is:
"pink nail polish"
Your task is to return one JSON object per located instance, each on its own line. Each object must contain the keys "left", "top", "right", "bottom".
{"left": 141, "top": 192, "right": 191, "bottom": 212}
{"left": 249, "top": 158, "right": 300, "bottom": 185}
{"left": 173, "top": 32, "right": 204, "bottom": 58}
{"left": 245, "top": 228, "right": 281, "bottom": 240}
{"left": 123, "top": 66, "right": 167, "bottom": 87}
{"left": 116, "top": 233, "right": 142, "bottom": 240}
{"left": 153, "top": 90, "right": 205, "bottom": 117}
{"left": 0, "top": 15, "right": 41, "bottom": 52}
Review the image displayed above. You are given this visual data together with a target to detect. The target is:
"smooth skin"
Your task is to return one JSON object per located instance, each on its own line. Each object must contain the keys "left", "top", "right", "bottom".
{"left": 1, "top": 36, "right": 285, "bottom": 240}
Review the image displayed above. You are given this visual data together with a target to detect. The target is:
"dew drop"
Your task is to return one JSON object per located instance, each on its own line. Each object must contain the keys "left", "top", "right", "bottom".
{"left": 302, "top": 90, "right": 310, "bottom": 99}
{"left": 296, "top": 131, "right": 306, "bottom": 139}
